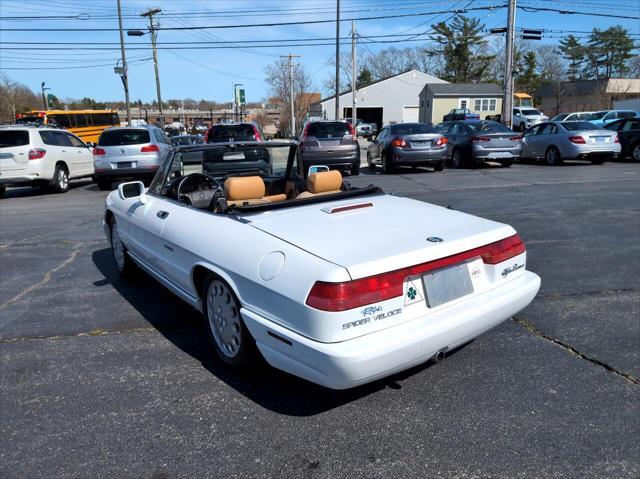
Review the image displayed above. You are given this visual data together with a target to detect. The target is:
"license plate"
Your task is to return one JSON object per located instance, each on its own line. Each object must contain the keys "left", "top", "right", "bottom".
{"left": 593, "top": 136, "right": 607, "bottom": 143}
{"left": 414, "top": 140, "right": 432, "bottom": 147}
{"left": 422, "top": 263, "right": 474, "bottom": 308}
{"left": 117, "top": 162, "right": 133, "bottom": 169}
{"left": 487, "top": 152, "right": 512, "bottom": 159}
{"left": 224, "top": 152, "right": 246, "bottom": 160}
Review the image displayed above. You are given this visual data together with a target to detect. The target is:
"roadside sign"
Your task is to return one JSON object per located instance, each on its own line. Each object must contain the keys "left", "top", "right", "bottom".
{"left": 238, "top": 89, "right": 246, "bottom": 105}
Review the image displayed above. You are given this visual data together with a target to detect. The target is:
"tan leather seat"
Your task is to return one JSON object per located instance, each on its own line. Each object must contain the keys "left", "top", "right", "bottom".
{"left": 224, "top": 176, "right": 287, "bottom": 207}
{"left": 296, "top": 170, "right": 343, "bottom": 199}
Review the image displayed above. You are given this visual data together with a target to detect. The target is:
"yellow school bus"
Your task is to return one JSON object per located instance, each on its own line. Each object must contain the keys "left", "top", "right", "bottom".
{"left": 16, "top": 110, "right": 120, "bottom": 143}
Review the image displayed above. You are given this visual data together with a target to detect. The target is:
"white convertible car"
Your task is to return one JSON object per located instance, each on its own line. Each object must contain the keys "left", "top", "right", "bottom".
{"left": 104, "top": 141, "right": 541, "bottom": 389}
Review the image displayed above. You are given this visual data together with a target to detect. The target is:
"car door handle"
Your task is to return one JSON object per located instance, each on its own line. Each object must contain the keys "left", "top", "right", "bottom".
{"left": 157, "top": 210, "right": 169, "bottom": 219}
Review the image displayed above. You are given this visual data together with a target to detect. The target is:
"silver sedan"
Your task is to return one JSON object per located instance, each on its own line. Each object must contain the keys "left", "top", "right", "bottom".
{"left": 521, "top": 121, "right": 621, "bottom": 165}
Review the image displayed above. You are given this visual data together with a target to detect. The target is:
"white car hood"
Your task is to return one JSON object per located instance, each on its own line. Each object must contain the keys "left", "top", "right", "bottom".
{"left": 246, "top": 194, "right": 514, "bottom": 279}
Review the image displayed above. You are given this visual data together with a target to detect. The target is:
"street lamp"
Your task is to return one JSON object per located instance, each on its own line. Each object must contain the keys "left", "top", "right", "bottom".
{"left": 41, "top": 82, "right": 51, "bottom": 110}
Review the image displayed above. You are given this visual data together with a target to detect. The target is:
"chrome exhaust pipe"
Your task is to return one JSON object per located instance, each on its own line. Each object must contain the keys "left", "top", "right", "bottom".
{"left": 434, "top": 348, "right": 448, "bottom": 364}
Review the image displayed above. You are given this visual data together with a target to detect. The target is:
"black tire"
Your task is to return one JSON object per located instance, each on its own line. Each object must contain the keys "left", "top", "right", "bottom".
{"left": 109, "top": 217, "right": 136, "bottom": 276}
{"left": 0, "top": 185, "right": 5, "bottom": 198}
{"left": 500, "top": 158, "right": 514, "bottom": 168}
{"left": 544, "top": 147, "right": 562, "bottom": 166}
{"left": 631, "top": 143, "right": 640, "bottom": 162}
{"left": 590, "top": 157, "right": 606, "bottom": 165}
{"left": 382, "top": 153, "right": 394, "bottom": 174}
{"left": 50, "top": 164, "right": 69, "bottom": 193}
{"left": 202, "top": 274, "right": 255, "bottom": 367}
{"left": 351, "top": 163, "right": 360, "bottom": 176}
{"left": 519, "top": 123, "right": 526, "bottom": 132}
{"left": 433, "top": 161, "right": 445, "bottom": 172}
{"left": 367, "top": 152, "right": 376, "bottom": 171}
{"left": 97, "top": 179, "right": 112, "bottom": 191}
{"left": 451, "top": 148, "right": 464, "bottom": 169}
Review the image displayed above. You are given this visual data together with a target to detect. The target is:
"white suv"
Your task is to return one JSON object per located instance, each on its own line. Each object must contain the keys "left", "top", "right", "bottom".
{"left": 0, "top": 126, "right": 94, "bottom": 197}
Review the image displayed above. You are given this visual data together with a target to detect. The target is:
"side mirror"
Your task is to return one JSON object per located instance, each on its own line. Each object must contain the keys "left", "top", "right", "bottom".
{"left": 86, "top": 141, "right": 95, "bottom": 148}
{"left": 118, "top": 181, "right": 147, "bottom": 204}
{"left": 308, "top": 165, "right": 330, "bottom": 176}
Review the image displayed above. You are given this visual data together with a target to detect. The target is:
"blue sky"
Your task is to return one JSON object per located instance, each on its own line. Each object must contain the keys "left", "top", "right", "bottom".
{"left": 1, "top": 0, "right": 638, "bottom": 103}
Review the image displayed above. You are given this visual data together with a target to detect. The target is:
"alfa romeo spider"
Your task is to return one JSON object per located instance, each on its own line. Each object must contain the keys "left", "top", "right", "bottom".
{"left": 103, "top": 141, "right": 541, "bottom": 389}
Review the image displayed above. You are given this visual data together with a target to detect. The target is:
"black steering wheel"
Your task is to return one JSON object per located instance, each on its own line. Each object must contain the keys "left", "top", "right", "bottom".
{"left": 176, "top": 173, "right": 220, "bottom": 209}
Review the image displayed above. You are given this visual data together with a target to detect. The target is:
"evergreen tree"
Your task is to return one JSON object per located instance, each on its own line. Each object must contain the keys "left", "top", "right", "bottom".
{"left": 430, "top": 16, "right": 495, "bottom": 82}
{"left": 517, "top": 51, "right": 539, "bottom": 93}
{"left": 586, "top": 26, "right": 635, "bottom": 79}
{"left": 558, "top": 35, "right": 585, "bottom": 81}
{"left": 356, "top": 68, "right": 372, "bottom": 88}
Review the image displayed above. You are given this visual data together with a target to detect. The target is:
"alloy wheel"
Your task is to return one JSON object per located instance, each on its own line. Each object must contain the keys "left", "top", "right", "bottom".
{"left": 633, "top": 145, "right": 640, "bottom": 161}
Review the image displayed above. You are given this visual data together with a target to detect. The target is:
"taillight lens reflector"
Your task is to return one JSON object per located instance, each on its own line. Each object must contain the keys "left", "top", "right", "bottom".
{"left": 436, "top": 136, "right": 448, "bottom": 146}
{"left": 390, "top": 137, "right": 406, "bottom": 147}
{"left": 614, "top": 135, "right": 619, "bottom": 143}
{"left": 306, "top": 234, "right": 526, "bottom": 311}
{"left": 568, "top": 136, "right": 586, "bottom": 144}
{"left": 509, "top": 135, "right": 522, "bottom": 141}
{"left": 28, "top": 148, "right": 46, "bottom": 160}
{"left": 141, "top": 144, "right": 160, "bottom": 152}
{"left": 93, "top": 147, "right": 106, "bottom": 156}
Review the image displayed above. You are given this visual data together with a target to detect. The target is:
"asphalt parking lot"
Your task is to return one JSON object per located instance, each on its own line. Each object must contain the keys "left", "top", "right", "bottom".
{"left": 1, "top": 160, "right": 639, "bottom": 478}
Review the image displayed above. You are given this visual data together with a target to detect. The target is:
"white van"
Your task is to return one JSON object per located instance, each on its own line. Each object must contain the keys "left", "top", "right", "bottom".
{"left": 0, "top": 126, "right": 94, "bottom": 197}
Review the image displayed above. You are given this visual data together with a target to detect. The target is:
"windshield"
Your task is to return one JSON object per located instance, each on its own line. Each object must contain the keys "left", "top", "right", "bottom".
{"left": 390, "top": 123, "right": 435, "bottom": 135}
{"left": 521, "top": 109, "right": 542, "bottom": 116}
{"left": 589, "top": 112, "right": 607, "bottom": 120}
{"left": 99, "top": 129, "right": 150, "bottom": 146}
{"left": 208, "top": 124, "right": 258, "bottom": 142}
{"left": 561, "top": 121, "right": 599, "bottom": 131}
{"left": 466, "top": 122, "right": 512, "bottom": 133}
{"left": 0, "top": 130, "right": 29, "bottom": 147}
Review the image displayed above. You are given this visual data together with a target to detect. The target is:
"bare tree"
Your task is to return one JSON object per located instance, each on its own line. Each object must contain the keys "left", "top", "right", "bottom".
{"left": 0, "top": 74, "right": 40, "bottom": 123}
{"left": 265, "top": 57, "right": 313, "bottom": 136}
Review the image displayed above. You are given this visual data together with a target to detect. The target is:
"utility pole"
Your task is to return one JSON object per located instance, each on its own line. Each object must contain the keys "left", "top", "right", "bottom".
{"left": 351, "top": 20, "right": 356, "bottom": 125}
{"left": 334, "top": 0, "right": 340, "bottom": 120}
{"left": 141, "top": 8, "right": 163, "bottom": 127}
{"left": 40, "top": 82, "right": 50, "bottom": 110}
{"left": 503, "top": 0, "right": 516, "bottom": 129}
{"left": 117, "top": 0, "right": 132, "bottom": 126}
{"left": 281, "top": 54, "right": 300, "bottom": 137}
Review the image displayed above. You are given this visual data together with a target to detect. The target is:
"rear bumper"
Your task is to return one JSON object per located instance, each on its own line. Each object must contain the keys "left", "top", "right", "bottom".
{"left": 94, "top": 165, "right": 159, "bottom": 179}
{"left": 391, "top": 147, "right": 447, "bottom": 164}
{"left": 301, "top": 150, "right": 360, "bottom": 171}
{"left": 242, "top": 270, "right": 541, "bottom": 389}
{"left": 473, "top": 146, "right": 521, "bottom": 160}
{"left": 561, "top": 144, "right": 621, "bottom": 159}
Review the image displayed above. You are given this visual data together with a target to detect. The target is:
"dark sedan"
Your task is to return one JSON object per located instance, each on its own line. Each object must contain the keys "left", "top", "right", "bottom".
{"left": 366, "top": 123, "right": 447, "bottom": 174}
{"left": 437, "top": 120, "right": 521, "bottom": 168}
{"left": 604, "top": 118, "right": 640, "bottom": 161}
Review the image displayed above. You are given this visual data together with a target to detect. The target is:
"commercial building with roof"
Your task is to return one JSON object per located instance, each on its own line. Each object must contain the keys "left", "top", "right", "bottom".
{"left": 536, "top": 79, "right": 640, "bottom": 116}
{"left": 311, "top": 70, "right": 448, "bottom": 130}
{"left": 419, "top": 83, "right": 504, "bottom": 124}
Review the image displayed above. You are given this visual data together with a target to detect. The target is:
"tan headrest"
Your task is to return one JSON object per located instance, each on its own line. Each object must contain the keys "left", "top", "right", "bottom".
{"left": 308, "top": 170, "right": 342, "bottom": 194}
{"left": 224, "top": 176, "right": 265, "bottom": 201}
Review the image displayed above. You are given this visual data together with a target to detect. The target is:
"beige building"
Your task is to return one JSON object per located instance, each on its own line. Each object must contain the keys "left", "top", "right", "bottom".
{"left": 536, "top": 79, "right": 640, "bottom": 116}
{"left": 419, "top": 83, "right": 504, "bottom": 123}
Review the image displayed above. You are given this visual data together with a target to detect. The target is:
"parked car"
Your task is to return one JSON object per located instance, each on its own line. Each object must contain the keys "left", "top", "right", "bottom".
{"left": 366, "top": 122, "right": 447, "bottom": 173}
{"left": 103, "top": 140, "right": 541, "bottom": 389}
{"left": 203, "top": 121, "right": 270, "bottom": 168}
{"left": 171, "top": 134, "right": 204, "bottom": 164}
{"left": 93, "top": 125, "right": 173, "bottom": 190}
{"left": 512, "top": 107, "right": 548, "bottom": 132}
{"left": 298, "top": 120, "right": 360, "bottom": 176}
{"left": 345, "top": 117, "right": 377, "bottom": 138}
{"left": 437, "top": 120, "right": 521, "bottom": 168}
{"left": 520, "top": 121, "right": 620, "bottom": 165}
{"left": 550, "top": 112, "right": 594, "bottom": 122}
{"left": 0, "top": 125, "right": 94, "bottom": 197}
{"left": 443, "top": 108, "right": 480, "bottom": 122}
{"left": 603, "top": 117, "right": 640, "bottom": 161}
{"left": 588, "top": 110, "right": 639, "bottom": 127}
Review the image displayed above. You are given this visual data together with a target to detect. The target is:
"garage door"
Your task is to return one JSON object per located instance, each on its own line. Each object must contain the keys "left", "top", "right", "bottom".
{"left": 403, "top": 106, "right": 419, "bottom": 123}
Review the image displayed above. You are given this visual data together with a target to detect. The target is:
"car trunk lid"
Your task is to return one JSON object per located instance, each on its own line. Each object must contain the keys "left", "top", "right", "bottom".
{"left": 402, "top": 133, "right": 443, "bottom": 150}
{"left": 472, "top": 132, "right": 520, "bottom": 148}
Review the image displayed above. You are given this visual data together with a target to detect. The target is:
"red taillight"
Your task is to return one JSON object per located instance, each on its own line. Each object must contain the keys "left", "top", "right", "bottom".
{"left": 390, "top": 137, "right": 406, "bottom": 147}
{"left": 204, "top": 127, "right": 210, "bottom": 143}
{"left": 436, "top": 136, "right": 448, "bottom": 146}
{"left": 568, "top": 136, "right": 586, "bottom": 144}
{"left": 306, "top": 234, "right": 526, "bottom": 312}
{"left": 141, "top": 144, "right": 160, "bottom": 152}
{"left": 93, "top": 147, "right": 106, "bottom": 156}
{"left": 509, "top": 135, "right": 522, "bottom": 141}
{"left": 472, "top": 136, "right": 491, "bottom": 143}
{"left": 28, "top": 148, "right": 46, "bottom": 160}
{"left": 347, "top": 122, "right": 356, "bottom": 136}
{"left": 614, "top": 135, "right": 619, "bottom": 143}
{"left": 300, "top": 123, "right": 310, "bottom": 142}
{"left": 252, "top": 125, "right": 262, "bottom": 141}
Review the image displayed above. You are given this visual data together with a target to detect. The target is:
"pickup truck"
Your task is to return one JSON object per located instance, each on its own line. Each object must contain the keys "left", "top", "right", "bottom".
{"left": 443, "top": 109, "right": 481, "bottom": 122}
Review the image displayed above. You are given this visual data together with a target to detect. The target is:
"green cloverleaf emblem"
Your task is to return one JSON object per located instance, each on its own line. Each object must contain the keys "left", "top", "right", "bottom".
{"left": 407, "top": 287, "right": 417, "bottom": 300}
